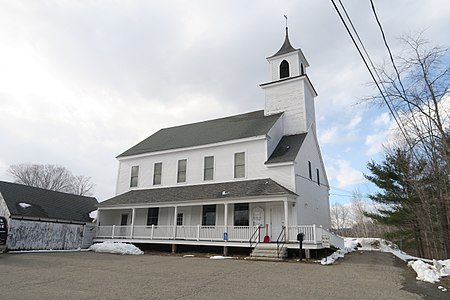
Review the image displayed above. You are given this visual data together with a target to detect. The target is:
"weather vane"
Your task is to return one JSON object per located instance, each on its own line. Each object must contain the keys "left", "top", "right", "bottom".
{"left": 284, "top": 14, "right": 288, "bottom": 28}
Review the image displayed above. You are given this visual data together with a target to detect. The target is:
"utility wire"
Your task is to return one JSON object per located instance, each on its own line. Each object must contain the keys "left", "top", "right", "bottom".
{"left": 369, "top": 0, "right": 423, "bottom": 145}
{"left": 330, "top": 0, "right": 417, "bottom": 158}
{"left": 369, "top": 0, "right": 408, "bottom": 99}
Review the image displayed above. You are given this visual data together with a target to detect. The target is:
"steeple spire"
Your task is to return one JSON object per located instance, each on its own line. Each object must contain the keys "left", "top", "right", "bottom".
{"left": 269, "top": 15, "right": 297, "bottom": 58}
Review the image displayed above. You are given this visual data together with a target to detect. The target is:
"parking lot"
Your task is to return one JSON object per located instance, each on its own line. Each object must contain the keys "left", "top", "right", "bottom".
{"left": 0, "top": 251, "right": 446, "bottom": 299}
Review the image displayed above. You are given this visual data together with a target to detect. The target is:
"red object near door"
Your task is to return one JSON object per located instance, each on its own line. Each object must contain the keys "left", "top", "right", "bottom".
{"left": 263, "top": 235, "right": 270, "bottom": 243}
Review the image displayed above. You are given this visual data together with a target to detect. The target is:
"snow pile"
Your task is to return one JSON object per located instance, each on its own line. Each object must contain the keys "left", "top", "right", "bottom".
{"left": 408, "top": 259, "right": 450, "bottom": 284}
{"left": 89, "top": 242, "right": 144, "bottom": 255}
{"left": 18, "top": 202, "right": 32, "bottom": 208}
{"left": 209, "top": 256, "right": 233, "bottom": 260}
{"left": 321, "top": 237, "right": 450, "bottom": 285}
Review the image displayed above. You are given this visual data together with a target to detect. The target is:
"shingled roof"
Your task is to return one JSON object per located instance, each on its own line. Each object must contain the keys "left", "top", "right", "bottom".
{"left": 118, "top": 110, "right": 282, "bottom": 158}
{"left": 269, "top": 27, "right": 298, "bottom": 58}
{"left": 98, "top": 178, "right": 296, "bottom": 207}
{"left": 265, "top": 133, "right": 307, "bottom": 164}
{"left": 0, "top": 181, "right": 98, "bottom": 223}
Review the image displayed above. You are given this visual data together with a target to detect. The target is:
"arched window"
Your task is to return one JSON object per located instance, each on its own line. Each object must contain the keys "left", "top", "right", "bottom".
{"left": 279, "top": 60, "right": 290, "bottom": 79}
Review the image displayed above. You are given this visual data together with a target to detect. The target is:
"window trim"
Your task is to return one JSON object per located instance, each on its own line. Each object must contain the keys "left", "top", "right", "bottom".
{"left": 130, "top": 165, "right": 139, "bottom": 188}
{"left": 202, "top": 205, "right": 216, "bottom": 226}
{"left": 234, "top": 152, "right": 246, "bottom": 179}
{"left": 176, "top": 213, "right": 183, "bottom": 226}
{"left": 177, "top": 159, "right": 187, "bottom": 183}
{"left": 234, "top": 203, "right": 249, "bottom": 226}
{"left": 153, "top": 162, "right": 163, "bottom": 185}
{"left": 280, "top": 59, "right": 290, "bottom": 79}
{"left": 146, "top": 207, "right": 159, "bottom": 226}
{"left": 203, "top": 155, "right": 214, "bottom": 181}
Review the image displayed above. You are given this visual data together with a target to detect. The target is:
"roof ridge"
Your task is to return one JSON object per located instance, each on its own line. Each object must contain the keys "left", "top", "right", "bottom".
{"left": 0, "top": 180, "right": 97, "bottom": 200}
{"left": 158, "top": 110, "right": 270, "bottom": 131}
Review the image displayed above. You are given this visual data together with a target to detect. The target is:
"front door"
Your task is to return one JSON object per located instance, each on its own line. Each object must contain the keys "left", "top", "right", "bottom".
{"left": 270, "top": 206, "right": 284, "bottom": 241}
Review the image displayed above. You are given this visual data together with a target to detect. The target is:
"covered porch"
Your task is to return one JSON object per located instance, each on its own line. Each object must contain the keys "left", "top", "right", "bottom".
{"left": 94, "top": 223, "right": 343, "bottom": 250}
{"left": 96, "top": 195, "right": 297, "bottom": 242}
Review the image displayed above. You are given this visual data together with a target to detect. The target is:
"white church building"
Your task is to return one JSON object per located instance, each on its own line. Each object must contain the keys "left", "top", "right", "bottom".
{"left": 95, "top": 28, "right": 344, "bottom": 253}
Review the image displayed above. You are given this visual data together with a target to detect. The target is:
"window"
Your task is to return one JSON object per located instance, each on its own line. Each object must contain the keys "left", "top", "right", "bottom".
{"left": 153, "top": 162, "right": 162, "bottom": 185}
{"left": 308, "top": 161, "right": 312, "bottom": 180}
{"left": 147, "top": 208, "right": 159, "bottom": 226}
{"left": 316, "top": 168, "right": 320, "bottom": 186}
{"left": 130, "top": 166, "right": 139, "bottom": 187}
{"left": 301, "top": 63, "right": 304, "bottom": 75}
{"left": 204, "top": 156, "right": 214, "bottom": 181}
{"left": 234, "top": 203, "right": 249, "bottom": 226}
{"left": 177, "top": 159, "right": 187, "bottom": 183}
{"left": 280, "top": 59, "right": 290, "bottom": 78}
{"left": 202, "top": 205, "right": 216, "bottom": 226}
{"left": 234, "top": 152, "right": 245, "bottom": 178}
{"left": 177, "top": 213, "right": 183, "bottom": 226}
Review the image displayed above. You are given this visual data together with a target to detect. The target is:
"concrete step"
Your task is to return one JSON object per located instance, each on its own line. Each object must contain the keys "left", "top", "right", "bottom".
{"left": 250, "top": 243, "right": 288, "bottom": 259}
{"left": 245, "top": 256, "right": 285, "bottom": 262}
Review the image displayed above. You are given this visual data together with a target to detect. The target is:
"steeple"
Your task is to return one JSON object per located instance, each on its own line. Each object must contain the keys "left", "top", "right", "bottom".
{"left": 260, "top": 23, "right": 317, "bottom": 135}
{"left": 269, "top": 27, "right": 297, "bottom": 58}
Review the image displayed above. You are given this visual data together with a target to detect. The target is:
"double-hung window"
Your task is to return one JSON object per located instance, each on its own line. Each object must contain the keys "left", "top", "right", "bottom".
{"left": 234, "top": 203, "right": 249, "bottom": 226}
{"left": 147, "top": 208, "right": 159, "bottom": 226}
{"left": 153, "top": 162, "right": 162, "bottom": 185}
{"left": 204, "top": 156, "right": 214, "bottom": 181}
{"left": 177, "top": 159, "right": 187, "bottom": 183}
{"left": 234, "top": 152, "right": 245, "bottom": 178}
{"left": 130, "top": 166, "right": 139, "bottom": 187}
{"left": 202, "top": 205, "right": 216, "bottom": 226}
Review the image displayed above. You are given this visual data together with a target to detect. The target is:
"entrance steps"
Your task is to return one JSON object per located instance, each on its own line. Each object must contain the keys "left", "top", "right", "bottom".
{"left": 247, "top": 243, "right": 287, "bottom": 261}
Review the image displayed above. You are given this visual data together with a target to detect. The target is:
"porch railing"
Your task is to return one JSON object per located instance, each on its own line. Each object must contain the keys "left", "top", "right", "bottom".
{"left": 95, "top": 224, "right": 344, "bottom": 249}
{"left": 96, "top": 225, "right": 260, "bottom": 243}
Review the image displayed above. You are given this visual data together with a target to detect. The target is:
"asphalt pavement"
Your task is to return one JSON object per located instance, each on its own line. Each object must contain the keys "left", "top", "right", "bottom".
{"left": 0, "top": 250, "right": 447, "bottom": 299}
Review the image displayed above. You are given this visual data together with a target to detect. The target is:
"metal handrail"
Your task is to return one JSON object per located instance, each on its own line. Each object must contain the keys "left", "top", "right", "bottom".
{"left": 249, "top": 225, "right": 262, "bottom": 248}
{"left": 276, "top": 226, "right": 286, "bottom": 258}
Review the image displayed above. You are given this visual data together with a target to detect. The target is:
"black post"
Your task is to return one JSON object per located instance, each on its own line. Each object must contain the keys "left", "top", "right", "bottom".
{"left": 297, "top": 233, "right": 304, "bottom": 261}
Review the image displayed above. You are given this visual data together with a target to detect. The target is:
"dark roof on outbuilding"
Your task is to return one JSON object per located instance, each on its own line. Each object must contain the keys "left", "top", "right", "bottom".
{"left": 0, "top": 181, "right": 98, "bottom": 223}
{"left": 118, "top": 110, "right": 282, "bottom": 158}
{"left": 98, "top": 178, "right": 296, "bottom": 207}
{"left": 265, "top": 133, "right": 307, "bottom": 164}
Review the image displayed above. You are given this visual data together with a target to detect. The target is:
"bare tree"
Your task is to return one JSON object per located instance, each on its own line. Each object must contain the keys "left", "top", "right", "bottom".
{"left": 7, "top": 163, "right": 95, "bottom": 196}
{"left": 70, "top": 175, "right": 95, "bottom": 196}
{"left": 366, "top": 34, "right": 449, "bottom": 258}
{"left": 330, "top": 202, "right": 351, "bottom": 232}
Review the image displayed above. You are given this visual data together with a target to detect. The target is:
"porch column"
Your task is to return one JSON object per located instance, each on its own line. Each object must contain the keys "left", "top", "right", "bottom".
{"left": 284, "top": 199, "right": 289, "bottom": 241}
{"left": 224, "top": 203, "right": 228, "bottom": 241}
{"left": 130, "top": 208, "right": 136, "bottom": 238}
{"left": 224, "top": 203, "right": 229, "bottom": 256}
{"left": 173, "top": 206, "right": 178, "bottom": 239}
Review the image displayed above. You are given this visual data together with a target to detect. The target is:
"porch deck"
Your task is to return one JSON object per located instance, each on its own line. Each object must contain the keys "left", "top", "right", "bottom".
{"left": 94, "top": 224, "right": 344, "bottom": 250}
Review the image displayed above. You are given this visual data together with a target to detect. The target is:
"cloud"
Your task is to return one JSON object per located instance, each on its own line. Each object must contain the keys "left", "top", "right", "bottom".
{"left": 373, "top": 112, "right": 391, "bottom": 127}
{"left": 327, "top": 159, "right": 365, "bottom": 188}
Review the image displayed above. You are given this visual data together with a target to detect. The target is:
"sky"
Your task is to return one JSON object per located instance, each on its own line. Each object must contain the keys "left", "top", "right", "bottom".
{"left": 0, "top": 0, "right": 449, "bottom": 204}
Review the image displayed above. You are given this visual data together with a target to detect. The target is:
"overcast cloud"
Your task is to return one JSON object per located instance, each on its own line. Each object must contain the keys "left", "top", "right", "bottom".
{"left": 1, "top": 1, "right": 449, "bottom": 204}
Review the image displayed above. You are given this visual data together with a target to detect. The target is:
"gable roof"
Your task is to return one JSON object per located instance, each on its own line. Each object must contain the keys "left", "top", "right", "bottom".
{"left": 265, "top": 133, "right": 307, "bottom": 164}
{"left": 118, "top": 110, "right": 282, "bottom": 158}
{"left": 0, "top": 181, "right": 98, "bottom": 223}
{"left": 98, "top": 178, "right": 296, "bottom": 207}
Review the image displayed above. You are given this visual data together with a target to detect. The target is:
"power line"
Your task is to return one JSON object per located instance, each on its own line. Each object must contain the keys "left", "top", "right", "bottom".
{"left": 330, "top": 0, "right": 417, "bottom": 158}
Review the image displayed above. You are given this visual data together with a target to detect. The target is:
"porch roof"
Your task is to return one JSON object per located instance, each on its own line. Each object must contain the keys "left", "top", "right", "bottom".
{"left": 98, "top": 178, "right": 296, "bottom": 207}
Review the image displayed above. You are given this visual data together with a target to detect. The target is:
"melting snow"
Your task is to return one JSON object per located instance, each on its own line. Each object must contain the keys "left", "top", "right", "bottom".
{"left": 321, "top": 237, "right": 450, "bottom": 287}
{"left": 89, "top": 242, "right": 144, "bottom": 255}
{"left": 209, "top": 255, "right": 233, "bottom": 260}
{"left": 18, "top": 202, "right": 32, "bottom": 208}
